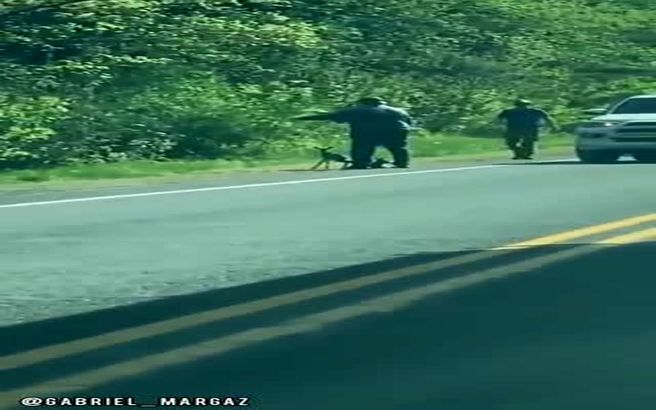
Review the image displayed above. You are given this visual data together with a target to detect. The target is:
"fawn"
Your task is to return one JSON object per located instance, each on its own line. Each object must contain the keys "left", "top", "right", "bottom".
{"left": 311, "top": 146, "right": 353, "bottom": 170}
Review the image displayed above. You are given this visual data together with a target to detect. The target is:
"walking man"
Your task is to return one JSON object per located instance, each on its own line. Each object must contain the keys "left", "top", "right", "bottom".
{"left": 294, "top": 97, "right": 414, "bottom": 169}
{"left": 497, "top": 99, "right": 558, "bottom": 159}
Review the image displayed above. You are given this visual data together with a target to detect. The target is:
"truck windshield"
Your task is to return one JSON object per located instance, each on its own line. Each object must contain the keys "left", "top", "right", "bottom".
{"left": 612, "top": 97, "right": 656, "bottom": 114}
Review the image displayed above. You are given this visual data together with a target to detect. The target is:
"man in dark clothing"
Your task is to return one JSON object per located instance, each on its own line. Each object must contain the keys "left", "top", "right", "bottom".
{"left": 497, "top": 99, "right": 557, "bottom": 160}
{"left": 294, "top": 97, "right": 414, "bottom": 169}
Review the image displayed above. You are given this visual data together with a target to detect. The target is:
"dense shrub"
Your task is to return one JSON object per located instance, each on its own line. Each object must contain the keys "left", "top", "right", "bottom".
{"left": 1, "top": 0, "right": 655, "bottom": 169}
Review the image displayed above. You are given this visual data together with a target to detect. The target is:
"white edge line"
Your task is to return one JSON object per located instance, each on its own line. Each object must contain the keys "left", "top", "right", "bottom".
{"left": 0, "top": 164, "right": 506, "bottom": 209}
{"left": 0, "top": 158, "right": 576, "bottom": 209}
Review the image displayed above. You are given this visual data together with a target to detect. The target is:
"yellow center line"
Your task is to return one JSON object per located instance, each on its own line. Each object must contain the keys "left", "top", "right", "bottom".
{"left": 1, "top": 226, "right": 653, "bottom": 406}
{"left": 492, "top": 214, "right": 656, "bottom": 250}
{"left": 597, "top": 227, "right": 656, "bottom": 244}
{"left": 1, "top": 214, "right": 655, "bottom": 371}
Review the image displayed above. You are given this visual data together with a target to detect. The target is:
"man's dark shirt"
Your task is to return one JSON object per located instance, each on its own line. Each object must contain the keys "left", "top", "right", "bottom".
{"left": 301, "top": 105, "right": 413, "bottom": 138}
{"left": 498, "top": 107, "right": 549, "bottom": 133}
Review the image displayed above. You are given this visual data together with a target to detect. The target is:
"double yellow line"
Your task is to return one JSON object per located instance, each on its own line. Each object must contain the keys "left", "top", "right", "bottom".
{"left": 1, "top": 214, "right": 656, "bottom": 406}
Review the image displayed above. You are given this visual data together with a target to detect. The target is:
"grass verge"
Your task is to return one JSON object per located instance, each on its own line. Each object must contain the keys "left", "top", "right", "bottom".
{"left": 0, "top": 133, "right": 574, "bottom": 189}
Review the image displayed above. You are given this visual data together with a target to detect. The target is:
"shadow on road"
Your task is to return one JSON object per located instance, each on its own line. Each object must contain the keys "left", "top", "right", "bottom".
{"left": 280, "top": 168, "right": 349, "bottom": 172}
{"left": 2, "top": 241, "right": 656, "bottom": 409}
{"left": 279, "top": 167, "right": 398, "bottom": 172}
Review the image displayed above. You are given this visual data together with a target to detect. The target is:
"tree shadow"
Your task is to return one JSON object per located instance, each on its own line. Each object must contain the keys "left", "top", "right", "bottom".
{"left": 3, "top": 240, "right": 656, "bottom": 410}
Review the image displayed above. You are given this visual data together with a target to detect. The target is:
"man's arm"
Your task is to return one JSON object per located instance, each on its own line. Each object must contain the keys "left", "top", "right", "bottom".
{"left": 493, "top": 110, "right": 508, "bottom": 127}
{"left": 399, "top": 109, "right": 414, "bottom": 127}
{"left": 293, "top": 109, "right": 353, "bottom": 123}
{"left": 293, "top": 113, "right": 335, "bottom": 121}
{"left": 539, "top": 110, "right": 558, "bottom": 131}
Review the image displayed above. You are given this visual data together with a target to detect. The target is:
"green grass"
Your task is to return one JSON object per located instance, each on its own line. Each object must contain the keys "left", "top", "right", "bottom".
{"left": 0, "top": 133, "right": 574, "bottom": 189}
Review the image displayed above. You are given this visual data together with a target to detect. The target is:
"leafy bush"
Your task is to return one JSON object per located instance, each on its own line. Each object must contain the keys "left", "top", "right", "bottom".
{"left": 0, "top": 0, "right": 655, "bottom": 169}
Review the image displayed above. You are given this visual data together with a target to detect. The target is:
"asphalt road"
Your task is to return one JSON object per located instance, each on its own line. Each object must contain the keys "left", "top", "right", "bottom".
{"left": 1, "top": 158, "right": 656, "bottom": 409}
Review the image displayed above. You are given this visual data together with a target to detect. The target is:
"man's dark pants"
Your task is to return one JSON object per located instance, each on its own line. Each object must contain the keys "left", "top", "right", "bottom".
{"left": 505, "top": 129, "right": 539, "bottom": 158}
{"left": 350, "top": 131, "right": 410, "bottom": 168}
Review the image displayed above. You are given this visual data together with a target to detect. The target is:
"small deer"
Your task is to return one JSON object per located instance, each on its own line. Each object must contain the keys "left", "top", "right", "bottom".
{"left": 311, "top": 146, "right": 352, "bottom": 170}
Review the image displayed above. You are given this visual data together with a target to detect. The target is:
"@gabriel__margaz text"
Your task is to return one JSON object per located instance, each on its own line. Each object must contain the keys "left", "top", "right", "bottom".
{"left": 18, "top": 396, "right": 251, "bottom": 407}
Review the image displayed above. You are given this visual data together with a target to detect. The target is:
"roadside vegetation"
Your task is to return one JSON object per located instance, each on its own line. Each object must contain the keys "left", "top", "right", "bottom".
{"left": 1, "top": 0, "right": 656, "bottom": 176}
{"left": 0, "top": 136, "right": 571, "bottom": 185}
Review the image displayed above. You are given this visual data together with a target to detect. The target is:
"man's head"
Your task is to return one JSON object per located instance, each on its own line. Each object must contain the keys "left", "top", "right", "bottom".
{"left": 357, "top": 97, "right": 386, "bottom": 106}
{"left": 514, "top": 98, "right": 532, "bottom": 108}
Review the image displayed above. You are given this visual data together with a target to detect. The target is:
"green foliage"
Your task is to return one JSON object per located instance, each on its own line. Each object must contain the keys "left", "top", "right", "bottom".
{"left": 0, "top": 94, "right": 69, "bottom": 168}
{"left": 0, "top": 0, "right": 655, "bottom": 169}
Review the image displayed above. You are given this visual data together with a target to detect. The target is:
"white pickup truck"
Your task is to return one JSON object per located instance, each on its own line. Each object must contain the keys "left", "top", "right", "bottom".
{"left": 575, "top": 94, "right": 656, "bottom": 163}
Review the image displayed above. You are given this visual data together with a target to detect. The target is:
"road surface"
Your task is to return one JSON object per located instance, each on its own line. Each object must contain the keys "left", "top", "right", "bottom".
{"left": 1, "top": 158, "right": 655, "bottom": 409}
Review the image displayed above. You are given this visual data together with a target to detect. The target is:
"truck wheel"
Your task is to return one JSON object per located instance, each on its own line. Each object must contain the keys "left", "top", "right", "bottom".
{"left": 576, "top": 149, "right": 620, "bottom": 164}
{"left": 632, "top": 152, "right": 656, "bottom": 163}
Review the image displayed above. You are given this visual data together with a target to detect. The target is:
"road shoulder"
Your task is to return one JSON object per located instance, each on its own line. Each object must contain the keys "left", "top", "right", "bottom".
{"left": 0, "top": 148, "right": 573, "bottom": 205}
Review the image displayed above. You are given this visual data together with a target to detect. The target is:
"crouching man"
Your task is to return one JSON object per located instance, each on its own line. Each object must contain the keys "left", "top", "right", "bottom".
{"left": 294, "top": 97, "right": 414, "bottom": 169}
